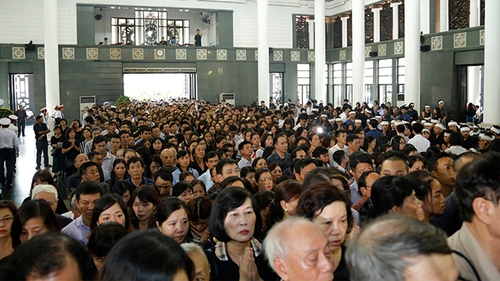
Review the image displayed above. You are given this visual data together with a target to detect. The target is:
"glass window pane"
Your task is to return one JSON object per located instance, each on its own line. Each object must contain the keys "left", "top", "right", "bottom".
{"left": 379, "top": 77, "right": 392, "bottom": 84}
{"left": 298, "top": 64, "right": 310, "bottom": 71}
{"left": 379, "top": 68, "right": 392, "bottom": 76}
{"left": 365, "top": 61, "right": 373, "bottom": 69}
{"left": 398, "top": 76, "right": 405, "bottom": 84}
{"left": 334, "top": 63, "right": 342, "bottom": 71}
{"left": 398, "top": 67, "right": 405, "bottom": 75}
{"left": 346, "top": 78, "right": 353, "bottom": 84}
{"left": 398, "top": 58, "right": 405, "bottom": 66}
{"left": 379, "top": 59, "right": 392, "bottom": 67}
{"left": 298, "top": 78, "right": 310, "bottom": 84}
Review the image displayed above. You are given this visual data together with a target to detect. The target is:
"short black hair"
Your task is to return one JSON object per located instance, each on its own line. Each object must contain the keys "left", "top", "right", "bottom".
{"left": 347, "top": 134, "right": 359, "bottom": 144}
{"left": 154, "top": 167, "right": 173, "bottom": 182}
{"left": 412, "top": 122, "right": 424, "bottom": 134}
{"left": 293, "top": 158, "right": 317, "bottom": 173}
{"left": 427, "top": 152, "right": 452, "bottom": 173}
{"left": 127, "top": 156, "right": 145, "bottom": 169}
{"left": 204, "top": 151, "right": 219, "bottom": 163}
{"left": 215, "top": 158, "right": 238, "bottom": 175}
{"left": 100, "top": 230, "right": 194, "bottom": 280}
{"left": 75, "top": 181, "right": 104, "bottom": 201}
{"left": 209, "top": 187, "right": 261, "bottom": 242}
{"left": 93, "top": 135, "right": 107, "bottom": 146}
{"left": 350, "top": 152, "right": 374, "bottom": 171}
{"left": 0, "top": 232, "right": 97, "bottom": 280}
{"left": 456, "top": 152, "right": 500, "bottom": 222}
{"left": 238, "top": 140, "right": 252, "bottom": 151}
{"left": 87, "top": 222, "right": 128, "bottom": 258}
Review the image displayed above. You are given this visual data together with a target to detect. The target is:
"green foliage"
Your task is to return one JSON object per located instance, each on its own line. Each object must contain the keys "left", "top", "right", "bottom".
{"left": 114, "top": 96, "right": 131, "bottom": 108}
{"left": 0, "top": 107, "right": 14, "bottom": 118}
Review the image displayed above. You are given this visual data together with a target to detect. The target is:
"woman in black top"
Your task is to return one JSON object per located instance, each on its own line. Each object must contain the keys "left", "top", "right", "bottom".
{"left": 296, "top": 181, "right": 354, "bottom": 281}
{"left": 62, "top": 128, "right": 80, "bottom": 177}
{"left": 204, "top": 187, "right": 277, "bottom": 281}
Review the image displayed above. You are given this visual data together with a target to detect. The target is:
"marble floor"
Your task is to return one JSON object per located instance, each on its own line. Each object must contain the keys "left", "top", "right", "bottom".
{"left": 1, "top": 125, "right": 52, "bottom": 206}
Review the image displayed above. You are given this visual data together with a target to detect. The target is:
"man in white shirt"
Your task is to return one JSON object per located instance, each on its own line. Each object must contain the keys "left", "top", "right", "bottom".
{"left": 237, "top": 140, "right": 253, "bottom": 172}
{"left": 408, "top": 123, "right": 430, "bottom": 153}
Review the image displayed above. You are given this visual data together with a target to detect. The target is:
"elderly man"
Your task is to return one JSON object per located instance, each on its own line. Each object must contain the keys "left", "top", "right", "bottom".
{"left": 32, "top": 184, "right": 73, "bottom": 228}
{"left": 264, "top": 217, "right": 333, "bottom": 281}
{"left": 448, "top": 152, "right": 500, "bottom": 281}
{"left": 346, "top": 214, "right": 459, "bottom": 281}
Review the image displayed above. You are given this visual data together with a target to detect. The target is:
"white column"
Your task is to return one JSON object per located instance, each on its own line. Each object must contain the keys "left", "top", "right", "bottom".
{"left": 405, "top": 0, "right": 421, "bottom": 111}
{"left": 483, "top": 0, "right": 500, "bottom": 124}
{"left": 440, "top": 0, "right": 449, "bottom": 32}
{"left": 468, "top": 0, "right": 481, "bottom": 107}
{"left": 44, "top": 0, "right": 60, "bottom": 113}
{"left": 314, "top": 0, "right": 326, "bottom": 103}
{"left": 373, "top": 5, "right": 382, "bottom": 43}
{"left": 352, "top": 0, "right": 365, "bottom": 104}
{"left": 391, "top": 2, "right": 401, "bottom": 39}
{"left": 341, "top": 15, "right": 349, "bottom": 48}
{"left": 257, "top": 0, "right": 269, "bottom": 106}
{"left": 470, "top": 0, "right": 480, "bottom": 27}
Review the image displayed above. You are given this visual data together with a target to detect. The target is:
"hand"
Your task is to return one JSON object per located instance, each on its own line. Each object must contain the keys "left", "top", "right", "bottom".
{"left": 239, "top": 247, "right": 260, "bottom": 281}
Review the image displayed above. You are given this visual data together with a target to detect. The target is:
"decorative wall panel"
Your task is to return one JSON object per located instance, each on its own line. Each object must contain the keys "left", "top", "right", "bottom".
{"left": 480, "top": 0, "right": 485, "bottom": 26}
{"left": 12, "top": 47, "right": 25, "bottom": 60}
{"left": 380, "top": 2, "right": 392, "bottom": 41}
{"left": 399, "top": 1, "right": 405, "bottom": 38}
{"left": 449, "top": 0, "right": 469, "bottom": 30}
{"left": 365, "top": 7, "right": 373, "bottom": 44}
{"left": 347, "top": 17, "right": 352, "bottom": 46}
{"left": 296, "top": 16, "right": 310, "bottom": 49}
{"left": 333, "top": 17, "right": 342, "bottom": 48}
{"left": 37, "top": 47, "right": 44, "bottom": 60}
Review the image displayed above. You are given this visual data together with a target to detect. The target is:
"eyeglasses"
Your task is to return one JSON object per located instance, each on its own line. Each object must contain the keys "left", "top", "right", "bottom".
{"left": 0, "top": 216, "right": 14, "bottom": 225}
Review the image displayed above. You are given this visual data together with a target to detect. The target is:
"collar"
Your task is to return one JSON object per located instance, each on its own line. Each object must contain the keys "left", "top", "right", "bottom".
{"left": 215, "top": 238, "right": 262, "bottom": 261}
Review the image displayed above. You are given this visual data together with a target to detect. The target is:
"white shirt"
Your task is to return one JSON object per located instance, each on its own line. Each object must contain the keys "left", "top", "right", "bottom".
{"left": 408, "top": 134, "right": 430, "bottom": 153}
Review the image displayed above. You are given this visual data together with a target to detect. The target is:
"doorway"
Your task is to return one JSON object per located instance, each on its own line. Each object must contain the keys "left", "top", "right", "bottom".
{"left": 123, "top": 73, "right": 197, "bottom": 101}
{"left": 458, "top": 65, "right": 484, "bottom": 123}
{"left": 10, "top": 74, "right": 34, "bottom": 111}
{"left": 270, "top": 73, "right": 284, "bottom": 104}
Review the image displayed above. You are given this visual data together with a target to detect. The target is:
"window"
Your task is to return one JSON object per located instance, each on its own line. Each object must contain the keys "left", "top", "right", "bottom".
{"left": 333, "top": 63, "right": 343, "bottom": 106}
{"left": 167, "top": 19, "right": 190, "bottom": 45}
{"left": 379, "top": 59, "right": 393, "bottom": 104}
{"left": 135, "top": 11, "right": 168, "bottom": 45}
{"left": 398, "top": 58, "right": 405, "bottom": 94}
{"left": 297, "top": 64, "right": 310, "bottom": 104}
{"left": 345, "top": 63, "right": 353, "bottom": 103}
{"left": 365, "top": 61, "right": 374, "bottom": 103}
{"left": 111, "top": 18, "right": 135, "bottom": 44}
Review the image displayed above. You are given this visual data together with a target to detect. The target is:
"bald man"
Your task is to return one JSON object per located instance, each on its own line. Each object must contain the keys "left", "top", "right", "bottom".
{"left": 264, "top": 217, "right": 333, "bottom": 281}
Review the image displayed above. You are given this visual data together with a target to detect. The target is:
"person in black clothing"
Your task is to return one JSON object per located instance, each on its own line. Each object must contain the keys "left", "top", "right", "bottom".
{"left": 205, "top": 187, "right": 277, "bottom": 281}
{"left": 33, "top": 115, "right": 50, "bottom": 170}
{"left": 14, "top": 104, "right": 27, "bottom": 137}
{"left": 194, "top": 29, "right": 202, "bottom": 46}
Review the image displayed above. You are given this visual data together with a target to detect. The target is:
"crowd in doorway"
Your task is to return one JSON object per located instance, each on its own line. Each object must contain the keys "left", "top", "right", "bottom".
{"left": 0, "top": 97, "right": 499, "bottom": 280}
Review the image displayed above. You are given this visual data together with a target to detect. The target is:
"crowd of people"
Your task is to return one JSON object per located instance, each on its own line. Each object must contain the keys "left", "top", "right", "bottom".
{"left": 0, "top": 97, "right": 499, "bottom": 280}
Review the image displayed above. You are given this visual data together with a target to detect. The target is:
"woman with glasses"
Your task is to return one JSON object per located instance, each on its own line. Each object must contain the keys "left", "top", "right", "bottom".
{"left": 0, "top": 200, "right": 17, "bottom": 260}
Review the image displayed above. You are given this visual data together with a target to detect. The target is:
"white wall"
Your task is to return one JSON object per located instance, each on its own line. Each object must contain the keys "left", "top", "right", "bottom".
{"left": 0, "top": 0, "right": 434, "bottom": 47}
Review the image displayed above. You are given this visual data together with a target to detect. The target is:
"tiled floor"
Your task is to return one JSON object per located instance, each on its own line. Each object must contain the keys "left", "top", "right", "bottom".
{"left": 1, "top": 125, "right": 52, "bottom": 206}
